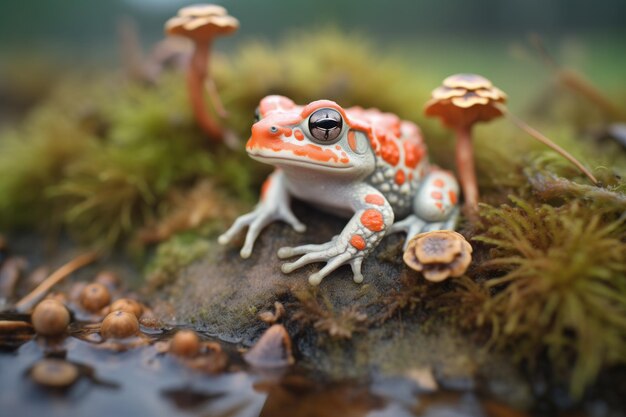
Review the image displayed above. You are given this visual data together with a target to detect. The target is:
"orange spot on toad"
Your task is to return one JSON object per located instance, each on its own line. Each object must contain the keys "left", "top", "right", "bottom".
{"left": 433, "top": 179, "right": 445, "bottom": 188}
{"left": 284, "top": 128, "right": 293, "bottom": 137}
{"left": 380, "top": 139, "right": 400, "bottom": 166}
{"left": 360, "top": 209, "right": 385, "bottom": 232}
{"left": 350, "top": 235, "right": 366, "bottom": 250}
{"left": 448, "top": 190, "right": 457, "bottom": 204}
{"left": 431, "top": 191, "right": 443, "bottom": 200}
{"left": 294, "top": 130, "right": 304, "bottom": 141}
{"left": 395, "top": 170, "right": 406, "bottom": 185}
{"left": 347, "top": 130, "right": 358, "bottom": 152}
{"left": 365, "top": 194, "right": 385, "bottom": 206}
{"left": 403, "top": 141, "right": 424, "bottom": 169}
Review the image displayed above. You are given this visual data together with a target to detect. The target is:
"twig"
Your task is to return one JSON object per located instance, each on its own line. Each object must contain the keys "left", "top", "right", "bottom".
{"left": 496, "top": 103, "right": 599, "bottom": 186}
{"left": 528, "top": 33, "right": 626, "bottom": 120}
{"left": 15, "top": 252, "right": 98, "bottom": 312}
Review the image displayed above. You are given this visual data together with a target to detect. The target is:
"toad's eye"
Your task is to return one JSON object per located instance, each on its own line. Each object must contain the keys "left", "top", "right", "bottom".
{"left": 308, "top": 108, "right": 343, "bottom": 143}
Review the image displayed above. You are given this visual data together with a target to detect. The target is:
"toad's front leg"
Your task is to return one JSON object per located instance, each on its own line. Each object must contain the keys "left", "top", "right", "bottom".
{"left": 277, "top": 185, "right": 394, "bottom": 286}
{"left": 218, "top": 169, "right": 305, "bottom": 258}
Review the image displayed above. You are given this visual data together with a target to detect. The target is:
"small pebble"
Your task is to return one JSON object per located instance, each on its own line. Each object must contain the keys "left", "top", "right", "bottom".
{"left": 80, "top": 283, "right": 111, "bottom": 312}
{"left": 31, "top": 359, "right": 79, "bottom": 388}
{"left": 100, "top": 311, "right": 139, "bottom": 339}
{"left": 31, "top": 299, "right": 70, "bottom": 337}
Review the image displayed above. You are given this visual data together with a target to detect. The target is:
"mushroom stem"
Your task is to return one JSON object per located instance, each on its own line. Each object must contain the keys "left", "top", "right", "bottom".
{"left": 15, "top": 252, "right": 98, "bottom": 313}
{"left": 501, "top": 107, "right": 599, "bottom": 185}
{"left": 187, "top": 40, "right": 223, "bottom": 141}
{"left": 455, "top": 126, "right": 479, "bottom": 218}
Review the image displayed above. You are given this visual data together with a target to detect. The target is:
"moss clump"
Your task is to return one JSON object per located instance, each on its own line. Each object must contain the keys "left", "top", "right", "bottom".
{"left": 459, "top": 197, "right": 626, "bottom": 396}
{"left": 144, "top": 231, "right": 213, "bottom": 291}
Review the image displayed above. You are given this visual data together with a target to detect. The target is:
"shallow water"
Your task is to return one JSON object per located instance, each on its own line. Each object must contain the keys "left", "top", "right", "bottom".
{"left": 0, "top": 321, "right": 523, "bottom": 417}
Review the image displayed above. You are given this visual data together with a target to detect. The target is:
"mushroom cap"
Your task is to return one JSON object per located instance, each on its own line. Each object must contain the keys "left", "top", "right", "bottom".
{"left": 404, "top": 230, "right": 473, "bottom": 283}
{"left": 80, "top": 283, "right": 111, "bottom": 313}
{"left": 31, "top": 299, "right": 70, "bottom": 336}
{"left": 100, "top": 311, "right": 139, "bottom": 339}
{"left": 31, "top": 359, "right": 79, "bottom": 388}
{"left": 165, "top": 4, "right": 239, "bottom": 41}
{"left": 425, "top": 73, "right": 507, "bottom": 129}
{"left": 110, "top": 298, "right": 143, "bottom": 319}
{"left": 170, "top": 330, "right": 201, "bottom": 358}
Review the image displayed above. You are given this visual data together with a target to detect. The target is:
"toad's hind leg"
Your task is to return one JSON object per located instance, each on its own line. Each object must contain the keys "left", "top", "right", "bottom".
{"left": 388, "top": 169, "right": 459, "bottom": 247}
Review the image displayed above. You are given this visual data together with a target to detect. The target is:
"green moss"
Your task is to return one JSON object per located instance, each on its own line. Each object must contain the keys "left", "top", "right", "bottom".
{"left": 144, "top": 231, "right": 212, "bottom": 291}
{"left": 469, "top": 197, "right": 626, "bottom": 396}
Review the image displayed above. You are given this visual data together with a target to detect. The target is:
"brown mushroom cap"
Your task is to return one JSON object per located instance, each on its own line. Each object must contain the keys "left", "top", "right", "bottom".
{"left": 31, "top": 359, "right": 79, "bottom": 388}
{"left": 404, "top": 230, "right": 473, "bottom": 283}
{"left": 165, "top": 4, "right": 239, "bottom": 41}
{"left": 110, "top": 298, "right": 143, "bottom": 319}
{"left": 80, "top": 283, "right": 111, "bottom": 313}
{"left": 170, "top": 330, "right": 201, "bottom": 358}
{"left": 100, "top": 311, "right": 139, "bottom": 339}
{"left": 425, "top": 73, "right": 507, "bottom": 129}
{"left": 31, "top": 299, "right": 70, "bottom": 336}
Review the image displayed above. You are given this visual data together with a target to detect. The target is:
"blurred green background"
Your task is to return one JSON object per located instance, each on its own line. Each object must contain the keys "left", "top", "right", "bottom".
{"left": 0, "top": 0, "right": 624, "bottom": 121}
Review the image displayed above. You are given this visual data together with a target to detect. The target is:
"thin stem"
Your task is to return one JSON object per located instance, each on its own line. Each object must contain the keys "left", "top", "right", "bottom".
{"left": 187, "top": 41, "right": 223, "bottom": 141}
{"left": 529, "top": 34, "right": 626, "bottom": 120}
{"left": 15, "top": 252, "right": 98, "bottom": 312}
{"left": 455, "top": 126, "right": 479, "bottom": 219}
{"left": 498, "top": 104, "right": 599, "bottom": 185}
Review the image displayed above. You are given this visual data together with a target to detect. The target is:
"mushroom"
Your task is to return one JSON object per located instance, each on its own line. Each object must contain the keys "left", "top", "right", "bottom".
{"left": 425, "top": 73, "right": 598, "bottom": 217}
{"left": 31, "top": 359, "right": 79, "bottom": 388}
{"left": 80, "top": 283, "right": 111, "bottom": 313}
{"left": 244, "top": 324, "right": 294, "bottom": 368}
{"left": 31, "top": 299, "right": 70, "bottom": 337}
{"left": 403, "top": 230, "right": 472, "bottom": 282}
{"left": 100, "top": 310, "right": 139, "bottom": 339}
{"left": 165, "top": 4, "right": 239, "bottom": 141}
{"left": 169, "top": 329, "right": 201, "bottom": 357}
{"left": 94, "top": 270, "right": 121, "bottom": 291}
{"left": 110, "top": 298, "right": 143, "bottom": 319}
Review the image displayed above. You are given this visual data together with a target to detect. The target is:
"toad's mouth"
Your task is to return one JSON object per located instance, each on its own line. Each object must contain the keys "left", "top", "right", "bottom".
{"left": 247, "top": 149, "right": 353, "bottom": 170}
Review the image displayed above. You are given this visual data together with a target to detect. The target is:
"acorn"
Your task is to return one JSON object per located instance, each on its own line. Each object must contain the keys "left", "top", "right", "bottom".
{"left": 31, "top": 299, "right": 70, "bottom": 336}
{"left": 110, "top": 298, "right": 143, "bottom": 319}
{"left": 31, "top": 359, "right": 79, "bottom": 388}
{"left": 80, "top": 283, "right": 111, "bottom": 312}
{"left": 170, "top": 330, "right": 201, "bottom": 357}
{"left": 100, "top": 311, "right": 139, "bottom": 339}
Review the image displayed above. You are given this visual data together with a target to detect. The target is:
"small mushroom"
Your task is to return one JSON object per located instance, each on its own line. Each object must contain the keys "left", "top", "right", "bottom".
{"left": 169, "top": 330, "right": 201, "bottom": 357}
{"left": 31, "top": 299, "right": 70, "bottom": 337}
{"left": 100, "top": 311, "right": 139, "bottom": 339}
{"left": 94, "top": 271, "right": 121, "bottom": 291}
{"left": 425, "top": 74, "right": 506, "bottom": 217}
{"left": 165, "top": 4, "right": 239, "bottom": 141}
{"left": 403, "top": 230, "right": 472, "bottom": 282}
{"left": 80, "top": 283, "right": 111, "bottom": 313}
{"left": 244, "top": 324, "right": 294, "bottom": 368}
{"left": 426, "top": 73, "right": 598, "bottom": 217}
{"left": 31, "top": 359, "right": 79, "bottom": 388}
{"left": 110, "top": 298, "right": 143, "bottom": 319}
